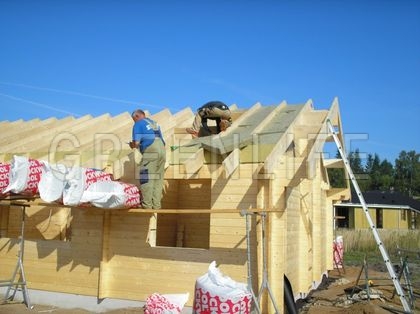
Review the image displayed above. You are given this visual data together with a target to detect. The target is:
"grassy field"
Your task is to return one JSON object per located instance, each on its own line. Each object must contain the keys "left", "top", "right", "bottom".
{"left": 337, "top": 229, "right": 420, "bottom": 254}
{"left": 337, "top": 228, "right": 420, "bottom": 286}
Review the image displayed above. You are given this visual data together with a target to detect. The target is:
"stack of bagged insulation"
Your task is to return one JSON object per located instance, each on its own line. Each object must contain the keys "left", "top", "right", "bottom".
{"left": 0, "top": 155, "right": 141, "bottom": 209}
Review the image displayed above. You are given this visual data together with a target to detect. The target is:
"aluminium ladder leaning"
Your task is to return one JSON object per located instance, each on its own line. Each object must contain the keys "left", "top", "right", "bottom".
{"left": 326, "top": 119, "right": 412, "bottom": 313}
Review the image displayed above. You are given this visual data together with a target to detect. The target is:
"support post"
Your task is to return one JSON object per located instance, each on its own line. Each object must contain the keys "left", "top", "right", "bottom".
{"left": 242, "top": 210, "right": 260, "bottom": 313}
{"left": 242, "top": 210, "right": 280, "bottom": 314}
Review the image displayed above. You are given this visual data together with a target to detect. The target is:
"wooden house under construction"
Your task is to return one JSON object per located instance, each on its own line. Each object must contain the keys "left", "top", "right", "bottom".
{"left": 0, "top": 98, "right": 350, "bottom": 312}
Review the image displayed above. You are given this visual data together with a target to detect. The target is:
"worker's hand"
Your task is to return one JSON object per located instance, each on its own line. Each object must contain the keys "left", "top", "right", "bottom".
{"left": 219, "top": 119, "right": 231, "bottom": 132}
{"left": 128, "top": 141, "right": 137, "bottom": 149}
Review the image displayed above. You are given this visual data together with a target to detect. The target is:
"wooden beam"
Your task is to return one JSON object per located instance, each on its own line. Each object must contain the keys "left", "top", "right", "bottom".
{"left": 229, "top": 103, "right": 238, "bottom": 111}
{"left": 306, "top": 98, "right": 340, "bottom": 179}
{"left": 151, "top": 109, "right": 178, "bottom": 135}
{"left": 323, "top": 158, "right": 344, "bottom": 168}
{"left": 98, "top": 210, "right": 110, "bottom": 299}
{"left": 151, "top": 108, "right": 171, "bottom": 121}
{"left": 252, "top": 101, "right": 286, "bottom": 134}
{"left": 223, "top": 102, "right": 262, "bottom": 136}
{"left": 1, "top": 198, "right": 281, "bottom": 214}
{"left": 222, "top": 148, "right": 240, "bottom": 177}
{"left": 260, "top": 131, "right": 294, "bottom": 175}
{"left": 297, "top": 110, "right": 328, "bottom": 126}
{"left": 181, "top": 148, "right": 204, "bottom": 177}
{"left": 259, "top": 101, "right": 309, "bottom": 175}
{"left": 0, "top": 116, "right": 88, "bottom": 151}
{"left": 173, "top": 107, "right": 194, "bottom": 127}
{"left": 326, "top": 187, "right": 350, "bottom": 200}
{"left": 174, "top": 127, "right": 190, "bottom": 134}
{"left": 201, "top": 134, "right": 252, "bottom": 155}
{"left": 293, "top": 125, "right": 321, "bottom": 140}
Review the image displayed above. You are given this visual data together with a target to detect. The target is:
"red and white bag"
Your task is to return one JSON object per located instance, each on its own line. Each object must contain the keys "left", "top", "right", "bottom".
{"left": 3, "top": 155, "right": 44, "bottom": 195}
{"left": 0, "top": 163, "right": 11, "bottom": 195}
{"left": 193, "top": 261, "right": 252, "bottom": 314}
{"left": 144, "top": 293, "right": 189, "bottom": 314}
{"left": 62, "top": 167, "right": 113, "bottom": 206}
{"left": 333, "top": 235, "right": 344, "bottom": 268}
{"left": 79, "top": 180, "right": 141, "bottom": 209}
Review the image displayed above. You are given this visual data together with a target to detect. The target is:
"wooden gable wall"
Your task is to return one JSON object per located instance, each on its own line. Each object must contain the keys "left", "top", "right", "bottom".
{"left": 0, "top": 99, "right": 349, "bottom": 312}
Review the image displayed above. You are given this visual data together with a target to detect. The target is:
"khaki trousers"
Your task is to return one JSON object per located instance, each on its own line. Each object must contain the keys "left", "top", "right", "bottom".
{"left": 139, "top": 138, "right": 166, "bottom": 209}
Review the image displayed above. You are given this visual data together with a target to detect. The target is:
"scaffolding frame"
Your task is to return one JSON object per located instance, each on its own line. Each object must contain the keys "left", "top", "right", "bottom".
{"left": 0, "top": 198, "right": 33, "bottom": 309}
{"left": 1, "top": 198, "right": 284, "bottom": 312}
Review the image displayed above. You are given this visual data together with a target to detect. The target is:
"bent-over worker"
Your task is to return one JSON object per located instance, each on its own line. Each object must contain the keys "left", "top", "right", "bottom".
{"left": 186, "top": 101, "right": 232, "bottom": 138}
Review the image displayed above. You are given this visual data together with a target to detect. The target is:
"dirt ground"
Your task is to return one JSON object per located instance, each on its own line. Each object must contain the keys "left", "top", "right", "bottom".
{"left": 0, "top": 266, "right": 417, "bottom": 313}
{"left": 298, "top": 265, "right": 417, "bottom": 314}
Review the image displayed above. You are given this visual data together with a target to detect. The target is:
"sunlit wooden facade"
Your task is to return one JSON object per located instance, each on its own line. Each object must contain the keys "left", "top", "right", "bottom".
{"left": 0, "top": 98, "right": 349, "bottom": 312}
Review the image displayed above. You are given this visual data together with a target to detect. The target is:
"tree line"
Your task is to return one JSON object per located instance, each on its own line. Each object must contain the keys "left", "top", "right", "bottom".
{"left": 328, "top": 150, "right": 420, "bottom": 198}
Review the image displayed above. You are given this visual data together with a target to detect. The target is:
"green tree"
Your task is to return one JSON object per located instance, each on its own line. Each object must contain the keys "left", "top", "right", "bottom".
{"left": 394, "top": 150, "right": 419, "bottom": 197}
{"left": 364, "top": 153, "right": 394, "bottom": 191}
{"left": 327, "top": 150, "right": 346, "bottom": 188}
{"left": 348, "top": 149, "right": 364, "bottom": 174}
{"left": 348, "top": 149, "right": 369, "bottom": 191}
{"left": 364, "top": 153, "right": 379, "bottom": 190}
{"left": 379, "top": 159, "right": 394, "bottom": 191}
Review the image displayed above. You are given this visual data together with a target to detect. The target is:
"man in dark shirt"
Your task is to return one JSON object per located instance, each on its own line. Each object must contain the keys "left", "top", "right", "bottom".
{"left": 186, "top": 101, "right": 232, "bottom": 138}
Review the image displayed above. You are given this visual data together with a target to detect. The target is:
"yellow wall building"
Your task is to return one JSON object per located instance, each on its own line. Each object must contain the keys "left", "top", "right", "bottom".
{"left": 335, "top": 191, "right": 420, "bottom": 230}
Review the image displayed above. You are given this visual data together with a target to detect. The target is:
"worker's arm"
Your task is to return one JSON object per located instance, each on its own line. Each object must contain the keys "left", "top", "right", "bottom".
{"left": 129, "top": 141, "right": 139, "bottom": 149}
{"left": 130, "top": 123, "right": 142, "bottom": 149}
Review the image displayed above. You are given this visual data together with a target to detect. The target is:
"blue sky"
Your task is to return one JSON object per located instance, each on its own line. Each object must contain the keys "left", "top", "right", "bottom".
{"left": 0, "top": 0, "right": 419, "bottom": 164}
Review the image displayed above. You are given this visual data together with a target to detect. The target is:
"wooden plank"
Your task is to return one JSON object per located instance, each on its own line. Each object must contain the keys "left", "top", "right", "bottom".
{"left": 98, "top": 211, "right": 110, "bottom": 299}
{"left": 151, "top": 108, "right": 171, "bottom": 122}
{"left": 326, "top": 187, "right": 350, "bottom": 200}
{"left": 223, "top": 102, "right": 262, "bottom": 136}
{"left": 5, "top": 200, "right": 273, "bottom": 214}
{"left": 106, "top": 258, "right": 210, "bottom": 273}
{"left": 297, "top": 110, "right": 328, "bottom": 126}
{"left": 222, "top": 148, "right": 239, "bottom": 177}
{"left": 181, "top": 148, "right": 204, "bottom": 176}
{"left": 3, "top": 114, "right": 94, "bottom": 153}
{"left": 293, "top": 125, "right": 322, "bottom": 141}
{"left": 0, "top": 117, "right": 56, "bottom": 146}
{"left": 174, "top": 127, "right": 190, "bottom": 134}
{"left": 260, "top": 103, "right": 308, "bottom": 174}
{"left": 0, "top": 205, "right": 9, "bottom": 237}
{"left": 323, "top": 158, "right": 344, "bottom": 168}
{"left": 173, "top": 107, "right": 194, "bottom": 127}
{"left": 306, "top": 97, "right": 341, "bottom": 179}
{"left": 253, "top": 101, "right": 287, "bottom": 134}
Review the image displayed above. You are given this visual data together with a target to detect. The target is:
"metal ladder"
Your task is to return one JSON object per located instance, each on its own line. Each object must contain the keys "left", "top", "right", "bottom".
{"left": 326, "top": 119, "right": 412, "bottom": 313}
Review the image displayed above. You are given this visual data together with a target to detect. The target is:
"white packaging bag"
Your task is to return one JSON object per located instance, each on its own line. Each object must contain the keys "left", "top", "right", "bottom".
{"left": 193, "top": 261, "right": 252, "bottom": 314}
{"left": 4, "top": 155, "right": 44, "bottom": 195}
{"left": 62, "top": 167, "right": 113, "bottom": 206}
{"left": 38, "top": 162, "right": 69, "bottom": 202}
{"left": 80, "top": 181, "right": 141, "bottom": 209}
